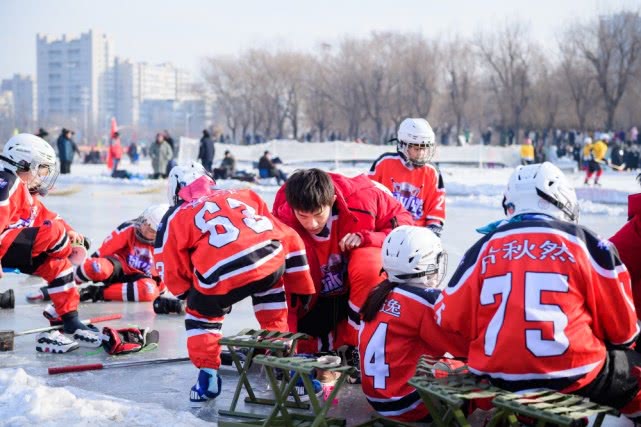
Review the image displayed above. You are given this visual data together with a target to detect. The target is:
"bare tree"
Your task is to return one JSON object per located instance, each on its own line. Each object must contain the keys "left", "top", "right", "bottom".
{"left": 558, "top": 38, "right": 601, "bottom": 130}
{"left": 477, "top": 22, "right": 536, "bottom": 143}
{"left": 303, "top": 53, "right": 334, "bottom": 141}
{"left": 444, "top": 36, "right": 475, "bottom": 137}
{"left": 569, "top": 11, "right": 641, "bottom": 129}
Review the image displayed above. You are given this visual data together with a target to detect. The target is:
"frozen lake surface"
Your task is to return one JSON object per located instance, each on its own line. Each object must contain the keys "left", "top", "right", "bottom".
{"left": 0, "top": 158, "right": 635, "bottom": 426}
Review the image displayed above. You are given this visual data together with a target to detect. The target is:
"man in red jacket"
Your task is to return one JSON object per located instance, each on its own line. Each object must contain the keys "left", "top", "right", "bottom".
{"left": 273, "top": 168, "right": 413, "bottom": 363}
{"left": 610, "top": 173, "right": 641, "bottom": 319}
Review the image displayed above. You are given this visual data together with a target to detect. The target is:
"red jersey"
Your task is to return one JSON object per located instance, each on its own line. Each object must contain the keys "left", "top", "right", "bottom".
{"left": 309, "top": 204, "right": 348, "bottom": 297}
{"left": 94, "top": 221, "right": 159, "bottom": 279}
{"left": 610, "top": 193, "right": 641, "bottom": 319}
{"left": 369, "top": 153, "right": 445, "bottom": 227}
{"left": 0, "top": 170, "right": 71, "bottom": 250}
{"left": 436, "top": 217, "right": 638, "bottom": 392}
{"left": 154, "top": 181, "right": 315, "bottom": 300}
{"left": 359, "top": 285, "right": 467, "bottom": 420}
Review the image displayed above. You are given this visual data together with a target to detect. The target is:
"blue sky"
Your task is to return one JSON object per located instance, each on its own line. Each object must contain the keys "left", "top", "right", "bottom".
{"left": 1, "top": 0, "right": 639, "bottom": 79}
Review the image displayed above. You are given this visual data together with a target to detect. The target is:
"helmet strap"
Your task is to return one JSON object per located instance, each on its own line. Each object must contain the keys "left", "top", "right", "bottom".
{"left": 0, "top": 154, "right": 28, "bottom": 172}
{"left": 535, "top": 188, "right": 576, "bottom": 222}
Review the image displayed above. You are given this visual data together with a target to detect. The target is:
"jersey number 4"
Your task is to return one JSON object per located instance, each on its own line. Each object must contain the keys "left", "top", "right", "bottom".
{"left": 481, "top": 272, "right": 569, "bottom": 357}
{"left": 195, "top": 198, "right": 273, "bottom": 248}
{"left": 363, "top": 323, "right": 390, "bottom": 389}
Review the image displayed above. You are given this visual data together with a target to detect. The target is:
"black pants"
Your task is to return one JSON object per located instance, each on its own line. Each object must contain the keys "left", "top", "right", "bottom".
{"left": 60, "top": 160, "right": 71, "bottom": 174}
{"left": 186, "top": 264, "right": 285, "bottom": 318}
{"left": 296, "top": 293, "right": 349, "bottom": 352}
{"left": 490, "top": 348, "right": 641, "bottom": 410}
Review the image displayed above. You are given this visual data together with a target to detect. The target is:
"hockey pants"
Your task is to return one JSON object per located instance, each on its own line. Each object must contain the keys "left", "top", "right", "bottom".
{"left": 0, "top": 222, "right": 78, "bottom": 315}
{"left": 185, "top": 265, "right": 288, "bottom": 369}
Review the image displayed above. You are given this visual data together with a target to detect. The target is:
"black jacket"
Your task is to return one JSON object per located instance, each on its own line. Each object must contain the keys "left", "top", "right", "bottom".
{"left": 198, "top": 136, "right": 215, "bottom": 163}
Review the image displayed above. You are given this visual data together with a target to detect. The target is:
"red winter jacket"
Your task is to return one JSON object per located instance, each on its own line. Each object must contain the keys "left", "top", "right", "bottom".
{"left": 610, "top": 193, "right": 641, "bottom": 318}
{"left": 273, "top": 173, "right": 413, "bottom": 293}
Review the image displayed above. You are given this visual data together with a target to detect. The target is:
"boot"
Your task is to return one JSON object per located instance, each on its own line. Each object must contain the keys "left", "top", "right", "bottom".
{"left": 0, "top": 289, "right": 14, "bottom": 309}
{"left": 153, "top": 296, "right": 185, "bottom": 315}
{"left": 79, "top": 285, "right": 104, "bottom": 302}
{"left": 190, "top": 368, "right": 222, "bottom": 406}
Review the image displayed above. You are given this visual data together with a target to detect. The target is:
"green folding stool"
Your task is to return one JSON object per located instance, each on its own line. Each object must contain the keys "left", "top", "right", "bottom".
{"left": 217, "top": 328, "right": 311, "bottom": 420}
{"left": 219, "top": 355, "right": 354, "bottom": 427}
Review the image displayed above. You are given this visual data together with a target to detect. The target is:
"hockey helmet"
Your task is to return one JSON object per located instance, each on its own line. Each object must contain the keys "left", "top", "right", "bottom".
{"left": 167, "top": 161, "right": 211, "bottom": 206}
{"left": 382, "top": 225, "right": 446, "bottom": 287}
{"left": 0, "top": 133, "right": 58, "bottom": 195}
{"left": 397, "top": 118, "right": 436, "bottom": 166}
{"left": 503, "top": 162, "right": 579, "bottom": 223}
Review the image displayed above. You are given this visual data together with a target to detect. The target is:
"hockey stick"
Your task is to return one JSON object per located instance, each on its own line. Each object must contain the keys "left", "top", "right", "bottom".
{"left": 48, "top": 356, "right": 191, "bottom": 375}
{"left": 48, "top": 349, "right": 243, "bottom": 375}
{"left": 0, "top": 313, "right": 122, "bottom": 351}
{"left": 14, "top": 313, "right": 122, "bottom": 337}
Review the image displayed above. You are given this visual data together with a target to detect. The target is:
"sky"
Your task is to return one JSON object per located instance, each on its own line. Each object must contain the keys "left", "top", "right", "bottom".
{"left": 1, "top": 0, "right": 640, "bottom": 80}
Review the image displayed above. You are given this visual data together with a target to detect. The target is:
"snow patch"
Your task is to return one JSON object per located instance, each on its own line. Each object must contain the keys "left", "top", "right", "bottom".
{"left": 0, "top": 368, "right": 208, "bottom": 427}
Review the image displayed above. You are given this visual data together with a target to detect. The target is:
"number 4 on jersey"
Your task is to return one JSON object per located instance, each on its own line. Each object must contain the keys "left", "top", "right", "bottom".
{"left": 363, "top": 323, "right": 390, "bottom": 389}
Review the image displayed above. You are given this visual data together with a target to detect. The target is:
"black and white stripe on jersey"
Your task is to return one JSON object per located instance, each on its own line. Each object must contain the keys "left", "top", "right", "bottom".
{"left": 195, "top": 240, "right": 283, "bottom": 287}
{"left": 366, "top": 391, "right": 422, "bottom": 417}
{"left": 447, "top": 218, "right": 624, "bottom": 293}
{"left": 116, "top": 221, "right": 135, "bottom": 232}
{"left": 251, "top": 287, "right": 286, "bottom": 306}
{"left": 285, "top": 250, "right": 309, "bottom": 273}
{"left": 395, "top": 284, "right": 441, "bottom": 307}
{"left": 184, "top": 313, "right": 223, "bottom": 338}
{"left": 153, "top": 202, "right": 183, "bottom": 254}
{"left": 369, "top": 152, "right": 401, "bottom": 172}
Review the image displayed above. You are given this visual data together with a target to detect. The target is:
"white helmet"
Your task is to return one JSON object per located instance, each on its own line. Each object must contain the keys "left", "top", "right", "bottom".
{"left": 583, "top": 137, "right": 592, "bottom": 145}
{"left": 141, "top": 204, "right": 169, "bottom": 231}
{"left": 382, "top": 225, "right": 446, "bottom": 287}
{"left": 167, "top": 161, "right": 211, "bottom": 205}
{"left": 0, "top": 133, "right": 58, "bottom": 195}
{"left": 135, "top": 203, "right": 169, "bottom": 244}
{"left": 397, "top": 118, "right": 436, "bottom": 166}
{"left": 503, "top": 162, "right": 579, "bottom": 223}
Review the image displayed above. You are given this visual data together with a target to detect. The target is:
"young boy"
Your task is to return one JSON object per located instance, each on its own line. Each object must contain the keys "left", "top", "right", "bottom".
{"left": 0, "top": 133, "right": 100, "bottom": 352}
{"left": 272, "top": 168, "right": 413, "bottom": 361}
{"left": 436, "top": 162, "right": 641, "bottom": 419}
{"left": 26, "top": 204, "right": 177, "bottom": 312}
{"left": 359, "top": 225, "right": 466, "bottom": 422}
{"left": 369, "top": 118, "right": 445, "bottom": 236}
{"left": 154, "top": 162, "right": 315, "bottom": 404}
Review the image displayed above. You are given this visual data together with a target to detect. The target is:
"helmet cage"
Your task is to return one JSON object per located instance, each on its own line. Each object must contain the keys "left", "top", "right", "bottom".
{"left": 397, "top": 139, "right": 435, "bottom": 166}
{"left": 134, "top": 217, "right": 156, "bottom": 245}
{"left": 389, "top": 250, "right": 448, "bottom": 288}
{"left": 0, "top": 153, "right": 59, "bottom": 195}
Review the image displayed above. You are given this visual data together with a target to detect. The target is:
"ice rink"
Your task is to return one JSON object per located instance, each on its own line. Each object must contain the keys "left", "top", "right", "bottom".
{"left": 0, "top": 157, "right": 636, "bottom": 426}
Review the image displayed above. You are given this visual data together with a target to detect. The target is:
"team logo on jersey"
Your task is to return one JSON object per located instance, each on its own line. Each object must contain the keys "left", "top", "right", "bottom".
{"left": 0, "top": 178, "right": 7, "bottom": 189}
{"left": 391, "top": 181, "right": 424, "bottom": 220}
{"left": 381, "top": 298, "right": 401, "bottom": 317}
{"left": 320, "top": 253, "right": 346, "bottom": 295}
{"left": 128, "top": 247, "right": 153, "bottom": 275}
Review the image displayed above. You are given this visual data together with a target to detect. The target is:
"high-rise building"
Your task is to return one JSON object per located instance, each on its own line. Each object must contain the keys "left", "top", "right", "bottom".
{"left": 114, "top": 60, "right": 205, "bottom": 136}
{"left": 36, "top": 30, "right": 114, "bottom": 139}
{"left": 1, "top": 74, "right": 36, "bottom": 132}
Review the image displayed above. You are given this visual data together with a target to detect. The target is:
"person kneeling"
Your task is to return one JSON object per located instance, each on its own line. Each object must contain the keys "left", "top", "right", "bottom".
{"left": 27, "top": 204, "right": 182, "bottom": 314}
